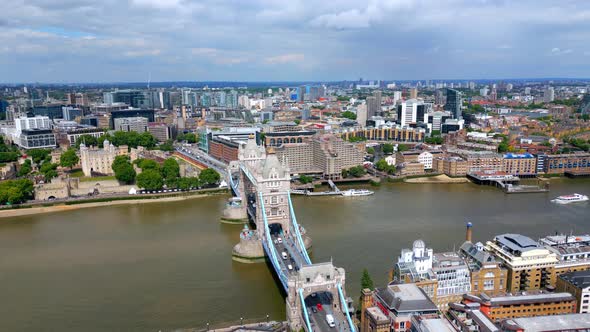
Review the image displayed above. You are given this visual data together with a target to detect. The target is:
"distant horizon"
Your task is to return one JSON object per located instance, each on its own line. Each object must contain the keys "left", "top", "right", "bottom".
{"left": 1, "top": 77, "right": 590, "bottom": 87}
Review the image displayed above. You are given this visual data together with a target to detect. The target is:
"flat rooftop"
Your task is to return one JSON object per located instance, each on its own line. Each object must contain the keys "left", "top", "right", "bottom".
{"left": 502, "top": 313, "right": 590, "bottom": 331}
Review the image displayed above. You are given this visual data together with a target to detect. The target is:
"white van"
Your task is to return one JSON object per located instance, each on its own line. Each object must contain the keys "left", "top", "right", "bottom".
{"left": 281, "top": 251, "right": 288, "bottom": 260}
{"left": 325, "top": 314, "right": 335, "bottom": 328}
{"left": 287, "top": 264, "right": 293, "bottom": 270}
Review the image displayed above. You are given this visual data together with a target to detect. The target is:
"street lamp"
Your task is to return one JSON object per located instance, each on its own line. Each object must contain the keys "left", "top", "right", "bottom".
{"left": 206, "top": 323, "right": 209, "bottom": 331}
{"left": 266, "top": 314, "right": 269, "bottom": 323}
{"left": 240, "top": 317, "right": 243, "bottom": 326}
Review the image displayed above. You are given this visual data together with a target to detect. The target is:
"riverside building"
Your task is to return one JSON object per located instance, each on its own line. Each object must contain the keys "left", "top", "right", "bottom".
{"left": 556, "top": 270, "right": 590, "bottom": 313}
{"left": 485, "top": 234, "right": 558, "bottom": 292}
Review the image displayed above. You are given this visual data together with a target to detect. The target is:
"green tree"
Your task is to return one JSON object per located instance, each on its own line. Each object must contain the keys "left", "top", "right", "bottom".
{"left": 17, "top": 159, "right": 32, "bottom": 177}
{"left": 177, "top": 132, "right": 198, "bottom": 143}
{"left": 375, "top": 159, "right": 388, "bottom": 171}
{"left": 28, "top": 149, "right": 51, "bottom": 164}
{"left": 162, "top": 158, "right": 180, "bottom": 182}
{"left": 44, "top": 169, "right": 58, "bottom": 182}
{"left": 112, "top": 155, "right": 131, "bottom": 173}
{"left": 115, "top": 162, "right": 136, "bottom": 184}
{"left": 299, "top": 175, "right": 313, "bottom": 184}
{"left": 397, "top": 144, "right": 410, "bottom": 152}
{"left": 136, "top": 169, "right": 163, "bottom": 190}
{"left": 60, "top": 148, "right": 79, "bottom": 169}
{"left": 341, "top": 111, "right": 357, "bottom": 120}
{"left": 349, "top": 136, "right": 367, "bottom": 143}
{"left": 136, "top": 158, "right": 160, "bottom": 171}
{"left": 177, "top": 177, "right": 200, "bottom": 190}
{"left": 348, "top": 166, "right": 366, "bottom": 178}
{"left": 382, "top": 143, "right": 394, "bottom": 154}
{"left": 158, "top": 140, "right": 175, "bottom": 152}
{"left": 199, "top": 168, "right": 221, "bottom": 187}
{"left": 0, "top": 151, "right": 19, "bottom": 162}
{"left": 367, "top": 147, "right": 375, "bottom": 155}
{"left": 0, "top": 179, "right": 34, "bottom": 204}
{"left": 361, "top": 268, "right": 374, "bottom": 290}
{"left": 75, "top": 134, "right": 99, "bottom": 148}
{"left": 341, "top": 168, "right": 349, "bottom": 178}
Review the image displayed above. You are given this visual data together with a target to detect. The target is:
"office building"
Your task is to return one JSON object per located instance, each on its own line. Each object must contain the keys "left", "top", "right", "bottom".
{"left": 147, "top": 122, "right": 171, "bottom": 142}
{"left": 557, "top": 270, "right": 590, "bottom": 313}
{"left": 19, "top": 129, "right": 57, "bottom": 149}
{"left": 114, "top": 117, "right": 148, "bottom": 133}
{"left": 393, "top": 91, "right": 402, "bottom": 104}
{"left": 410, "top": 88, "right": 418, "bottom": 99}
{"left": 109, "top": 109, "right": 155, "bottom": 129}
{"left": 397, "top": 99, "right": 427, "bottom": 127}
{"left": 62, "top": 106, "right": 83, "bottom": 121}
{"left": 485, "top": 234, "right": 558, "bottom": 292}
{"left": 431, "top": 252, "right": 472, "bottom": 310}
{"left": 30, "top": 105, "right": 64, "bottom": 119}
{"left": 104, "top": 90, "right": 148, "bottom": 108}
{"left": 274, "top": 133, "right": 364, "bottom": 179}
{"left": 444, "top": 89, "right": 462, "bottom": 119}
{"left": 463, "top": 291, "right": 576, "bottom": 322}
{"left": 427, "top": 111, "right": 451, "bottom": 133}
{"left": 435, "top": 90, "right": 445, "bottom": 105}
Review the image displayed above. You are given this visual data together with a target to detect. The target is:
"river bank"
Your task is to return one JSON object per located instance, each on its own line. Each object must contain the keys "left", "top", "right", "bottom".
{"left": 404, "top": 174, "right": 470, "bottom": 184}
{"left": 0, "top": 189, "right": 229, "bottom": 219}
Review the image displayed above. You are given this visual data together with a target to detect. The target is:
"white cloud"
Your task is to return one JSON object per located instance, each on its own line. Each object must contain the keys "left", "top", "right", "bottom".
{"left": 132, "top": 0, "right": 181, "bottom": 9}
{"left": 264, "top": 53, "right": 305, "bottom": 64}
{"left": 310, "top": 9, "right": 370, "bottom": 29}
{"left": 123, "top": 49, "right": 161, "bottom": 57}
{"left": 550, "top": 47, "right": 573, "bottom": 56}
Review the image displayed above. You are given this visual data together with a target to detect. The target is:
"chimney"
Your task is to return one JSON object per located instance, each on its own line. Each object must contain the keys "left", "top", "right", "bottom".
{"left": 466, "top": 222, "right": 473, "bottom": 243}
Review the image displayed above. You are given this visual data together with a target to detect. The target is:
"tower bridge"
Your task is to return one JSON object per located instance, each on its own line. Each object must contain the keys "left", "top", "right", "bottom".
{"left": 225, "top": 137, "right": 356, "bottom": 332}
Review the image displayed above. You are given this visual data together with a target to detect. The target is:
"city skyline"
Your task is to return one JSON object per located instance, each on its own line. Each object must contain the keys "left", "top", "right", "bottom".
{"left": 2, "top": 0, "right": 590, "bottom": 83}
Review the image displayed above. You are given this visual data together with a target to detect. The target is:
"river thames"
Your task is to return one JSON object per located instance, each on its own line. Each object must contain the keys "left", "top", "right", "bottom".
{"left": 0, "top": 179, "right": 588, "bottom": 331}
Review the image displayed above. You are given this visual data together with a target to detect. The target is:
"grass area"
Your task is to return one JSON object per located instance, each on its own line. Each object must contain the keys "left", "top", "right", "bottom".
{"left": 68, "top": 169, "right": 85, "bottom": 177}
{"left": 79, "top": 175, "right": 117, "bottom": 182}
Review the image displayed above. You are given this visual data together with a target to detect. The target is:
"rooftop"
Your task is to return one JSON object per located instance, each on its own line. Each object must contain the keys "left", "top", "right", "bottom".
{"left": 559, "top": 270, "right": 590, "bottom": 289}
{"left": 494, "top": 234, "right": 542, "bottom": 254}
{"left": 501, "top": 313, "right": 590, "bottom": 331}
{"left": 375, "top": 283, "right": 438, "bottom": 314}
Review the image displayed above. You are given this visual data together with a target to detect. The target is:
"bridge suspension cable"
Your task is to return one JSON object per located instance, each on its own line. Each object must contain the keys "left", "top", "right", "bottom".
{"left": 298, "top": 288, "right": 313, "bottom": 332}
{"left": 337, "top": 283, "right": 356, "bottom": 332}
{"left": 259, "top": 192, "right": 289, "bottom": 289}
{"left": 288, "top": 193, "right": 312, "bottom": 265}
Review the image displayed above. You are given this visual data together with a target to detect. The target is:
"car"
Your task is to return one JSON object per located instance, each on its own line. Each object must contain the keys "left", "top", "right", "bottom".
{"left": 325, "top": 314, "right": 335, "bottom": 328}
{"left": 312, "top": 307, "right": 317, "bottom": 313}
{"left": 311, "top": 293, "right": 317, "bottom": 298}
{"left": 281, "top": 251, "right": 288, "bottom": 259}
{"left": 317, "top": 303, "right": 323, "bottom": 311}
{"left": 277, "top": 237, "right": 282, "bottom": 244}
{"left": 287, "top": 264, "right": 293, "bottom": 270}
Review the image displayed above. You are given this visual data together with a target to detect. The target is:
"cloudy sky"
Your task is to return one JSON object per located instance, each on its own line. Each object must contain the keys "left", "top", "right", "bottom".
{"left": 1, "top": 0, "right": 590, "bottom": 83}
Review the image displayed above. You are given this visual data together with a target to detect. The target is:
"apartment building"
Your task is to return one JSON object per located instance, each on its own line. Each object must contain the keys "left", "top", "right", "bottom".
{"left": 539, "top": 234, "right": 590, "bottom": 277}
{"left": 433, "top": 156, "right": 468, "bottom": 177}
{"left": 502, "top": 153, "right": 537, "bottom": 176}
{"left": 556, "top": 270, "right": 590, "bottom": 313}
{"left": 485, "top": 234, "right": 558, "bottom": 292}
{"left": 543, "top": 152, "right": 590, "bottom": 175}
{"left": 459, "top": 241, "right": 507, "bottom": 297}
{"left": 339, "top": 125, "right": 426, "bottom": 142}
{"left": 463, "top": 291, "right": 576, "bottom": 322}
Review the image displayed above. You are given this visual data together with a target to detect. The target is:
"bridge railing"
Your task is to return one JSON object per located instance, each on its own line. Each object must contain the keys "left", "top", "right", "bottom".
{"left": 337, "top": 283, "right": 355, "bottom": 332}
{"left": 298, "top": 288, "right": 313, "bottom": 332}
{"left": 240, "top": 164, "right": 257, "bottom": 186}
{"left": 288, "top": 193, "right": 312, "bottom": 265}
{"left": 259, "top": 192, "right": 288, "bottom": 289}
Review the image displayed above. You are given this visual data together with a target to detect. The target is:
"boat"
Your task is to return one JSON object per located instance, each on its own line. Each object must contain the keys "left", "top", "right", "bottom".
{"left": 551, "top": 193, "right": 589, "bottom": 204}
{"left": 341, "top": 189, "right": 374, "bottom": 197}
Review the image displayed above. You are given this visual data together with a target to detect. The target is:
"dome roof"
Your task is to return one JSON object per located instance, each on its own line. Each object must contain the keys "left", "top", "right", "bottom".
{"left": 413, "top": 239, "right": 425, "bottom": 249}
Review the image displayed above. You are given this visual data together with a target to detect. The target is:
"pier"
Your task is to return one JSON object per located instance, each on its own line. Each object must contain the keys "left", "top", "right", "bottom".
{"left": 467, "top": 172, "right": 550, "bottom": 194}
{"left": 290, "top": 180, "right": 342, "bottom": 196}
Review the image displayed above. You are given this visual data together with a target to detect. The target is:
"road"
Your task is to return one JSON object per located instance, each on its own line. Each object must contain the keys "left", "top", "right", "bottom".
{"left": 304, "top": 292, "right": 350, "bottom": 332}
{"left": 175, "top": 144, "right": 228, "bottom": 174}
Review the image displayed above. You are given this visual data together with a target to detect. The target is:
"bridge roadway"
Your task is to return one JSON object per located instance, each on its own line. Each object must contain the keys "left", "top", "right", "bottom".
{"left": 231, "top": 158, "right": 355, "bottom": 332}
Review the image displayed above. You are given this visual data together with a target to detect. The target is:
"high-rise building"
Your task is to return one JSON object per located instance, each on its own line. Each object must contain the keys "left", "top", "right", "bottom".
{"left": 444, "top": 88, "right": 462, "bottom": 119}
{"left": 62, "top": 106, "right": 83, "bottom": 121}
{"left": 435, "top": 90, "right": 445, "bottom": 105}
{"left": 356, "top": 104, "right": 367, "bottom": 127}
{"left": 410, "top": 88, "right": 418, "bottom": 99}
{"left": 298, "top": 86, "right": 305, "bottom": 102}
{"left": 397, "top": 99, "right": 427, "bottom": 127}
{"left": 392, "top": 91, "right": 402, "bottom": 104}
{"left": 103, "top": 90, "right": 147, "bottom": 108}
{"left": 544, "top": 87, "right": 555, "bottom": 103}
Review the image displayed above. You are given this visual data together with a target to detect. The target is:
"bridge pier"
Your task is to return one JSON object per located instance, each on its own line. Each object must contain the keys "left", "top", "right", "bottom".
{"left": 232, "top": 234, "right": 312, "bottom": 263}
{"left": 220, "top": 200, "right": 248, "bottom": 224}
